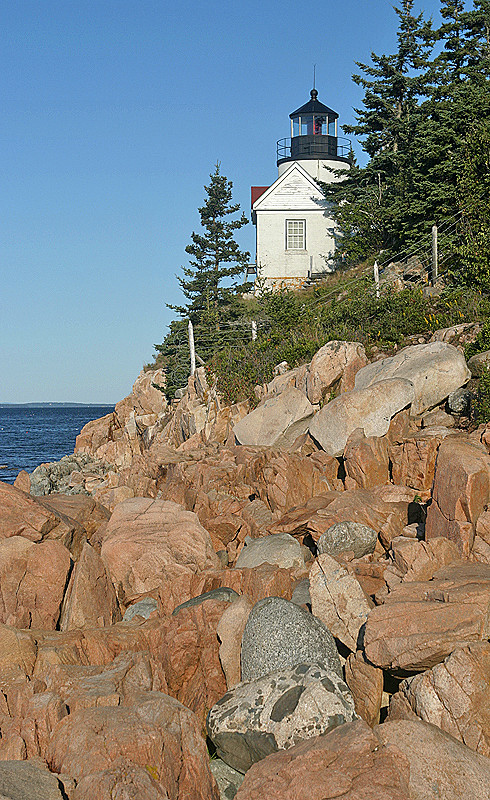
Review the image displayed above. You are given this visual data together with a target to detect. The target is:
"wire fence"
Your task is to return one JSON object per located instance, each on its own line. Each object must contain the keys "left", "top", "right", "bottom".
{"left": 160, "top": 212, "right": 469, "bottom": 389}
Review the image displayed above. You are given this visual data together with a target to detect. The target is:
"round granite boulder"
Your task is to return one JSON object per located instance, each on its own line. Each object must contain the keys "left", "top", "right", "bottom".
{"left": 317, "top": 521, "right": 378, "bottom": 559}
{"left": 240, "top": 596, "right": 341, "bottom": 683}
{"left": 207, "top": 663, "right": 356, "bottom": 773}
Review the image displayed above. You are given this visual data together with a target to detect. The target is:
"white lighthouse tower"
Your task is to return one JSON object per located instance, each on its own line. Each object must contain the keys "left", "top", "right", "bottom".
{"left": 251, "top": 89, "right": 351, "bottom": 289}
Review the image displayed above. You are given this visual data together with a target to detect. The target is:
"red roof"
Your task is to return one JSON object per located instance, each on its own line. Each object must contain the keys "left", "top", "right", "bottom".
{"left": 251, "top": 186, "right": 269, "bottom": 207}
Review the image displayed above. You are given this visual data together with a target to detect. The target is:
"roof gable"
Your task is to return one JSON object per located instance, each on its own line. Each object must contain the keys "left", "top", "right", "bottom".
{"left": 253, "top": 163, "right": 328, "bottom": 212}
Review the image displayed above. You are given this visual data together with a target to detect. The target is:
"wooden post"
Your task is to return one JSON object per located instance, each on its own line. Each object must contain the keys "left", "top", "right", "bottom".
{"left": 188, "top": 320, "right": 196, "bottom": 376}
{"left": 374, "top": 260, "right": 380, "bottom": 299}
{"left": 251, "top": 320, "right": 257, "bottom": 341}
{"left": 432, "top": 225, "right": 438, "bottom": 284}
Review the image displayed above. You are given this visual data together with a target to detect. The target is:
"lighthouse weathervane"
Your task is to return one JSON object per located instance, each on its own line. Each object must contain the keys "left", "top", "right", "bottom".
{"left": 251, "top": 85, "right": 351, "bottom": 290}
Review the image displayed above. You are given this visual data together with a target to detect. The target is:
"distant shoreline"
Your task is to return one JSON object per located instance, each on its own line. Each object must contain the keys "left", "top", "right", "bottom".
{"left": 0, "top": 403, "right": 115, "bottom": 408}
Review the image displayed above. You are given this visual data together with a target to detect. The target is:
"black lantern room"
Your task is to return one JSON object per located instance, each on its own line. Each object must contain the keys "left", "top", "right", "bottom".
{"left": 277, "top": 89, "right": 351, "bottom": 167}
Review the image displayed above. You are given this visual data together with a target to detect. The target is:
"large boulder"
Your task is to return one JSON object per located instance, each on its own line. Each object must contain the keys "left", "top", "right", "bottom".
{"left": 309, "top": 554, "right": 371, "bottom": 651}
{"left": 0, "top": 481, "right": 66, "bottom": 542}
{"left": 206, "top": 664, "right": 357, "bottom": 773}
{"left": 233, "top": 388, "right": 314, "bottom": 447}
{"left": 306, "top": 341, "right": 368, "bottom": 403}
{"left": 233, "top": 719, "right": 411, "bottom": 800}
{"left": 46, "top": 693, "right": 220, "bottom": 800}
{"left": 375, "top": 718, "right": 490, "bottom": 800}
{"left": 344, "top": 650, "right": 384, "bottom": 726}
{"left": 425, "top": 437, "right": 490, "bottom": 557}
{"left": 235, "top": 533, "right": 305, "bottom": 570}
{"left": 156, "top": 598, "right": 229, "bottom": 727}
{"left": 390, "top": 536, "right": 461, "bottom": 583}
{"left": 0, "top": 761, "right": 66, "bottom": 800}
{"left": 389, "top": 427, "right": 451, "bottom": 499}
{"left": 309, "top": 379, "right": 414, "bottom": 455}
{"left": 0, "top": 537, "right": 71, "bottom": 629}
{"left": 317, "top": 520, "right": 378, "bottom": 559}
{"left": 354, "top": 342, "right": 471, "bottom": 415}
{"left": 240, "top": 597, "right": 341, "bottom": 682}
{"left": 364, "top": 563, "right": 490, "bottom": 672}
{"left": 343, "top": 429, "right": 390, "bottom": 489}
{"left": 397, "top": 642, "right": 490, "bottom": 756}
{"left": 100, "top": 498, "right": 220, "bottom": 605}
{"left": 59, "top": 542, "right": 121, "bottom": 630}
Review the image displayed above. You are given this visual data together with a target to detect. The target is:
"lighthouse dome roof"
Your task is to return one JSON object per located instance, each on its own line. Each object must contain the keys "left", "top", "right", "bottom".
{"left": 289, "top": 89, "right": 338, "bottom": 120}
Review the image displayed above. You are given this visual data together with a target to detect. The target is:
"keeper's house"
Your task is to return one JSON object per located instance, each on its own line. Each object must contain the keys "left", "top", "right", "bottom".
{"left": 250, "top": 89, "right": 351, "bottom": 290}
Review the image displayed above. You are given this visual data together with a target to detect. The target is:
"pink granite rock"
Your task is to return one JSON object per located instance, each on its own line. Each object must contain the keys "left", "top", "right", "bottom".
{"left": 0, "top": 537, "right": 71, "bottom": 629}
{"left": 425, "top": 437, "right": 490, "bottom": 557}
{"left": 60, "top": 542, "right": 121, "bottom": 630}
{"left": 398, "top": 642, "right": 490, "bottom": 756}
{"left": 100, "top": 498, "right": 220, "bottom": 605}
{"left": 234, "top": 719, "right": 410, "bottom": 800}
{"left": 46, "top": 692, "right": 219, "bottom": 800}
{"left": 364, "top": 563, "right": 490, "bottom": 671}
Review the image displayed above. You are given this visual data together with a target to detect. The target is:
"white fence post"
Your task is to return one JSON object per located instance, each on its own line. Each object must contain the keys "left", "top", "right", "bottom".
{"left": 251, "top": 320, "right": 257, "bottom": 341}
{"left": 374, "top": 260, "right": 380, "bottom": 299}
{"left": 432, "top": 225, "right": 438, "bottom": 284}
{"left": 188, "top": 320, "right": 196, "bottom": 376}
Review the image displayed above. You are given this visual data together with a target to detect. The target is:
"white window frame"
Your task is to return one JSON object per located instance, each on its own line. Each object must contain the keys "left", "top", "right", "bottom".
{"left": 286, "top": 219, "right": 306, "bottom": 250}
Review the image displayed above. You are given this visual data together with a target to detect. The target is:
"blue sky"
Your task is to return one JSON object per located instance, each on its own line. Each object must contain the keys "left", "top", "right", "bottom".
{"left": 1, "top": 0, "right": 451, "bottom": 402}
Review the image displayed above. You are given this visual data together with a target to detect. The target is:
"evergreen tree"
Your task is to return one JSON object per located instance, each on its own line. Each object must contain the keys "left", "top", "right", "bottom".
{"left": 324, "top": 0, "right": 490, "bottom": 274}
{"left": 455, "top": 120, "right": 490, "bottom": 288}
{"left": 414, "top": 0, "right": 490, "bottom": 271}
{"left": 324, "top": 1, "right": 432, "bottom": 259}
{"left": 155, "top": 163, "right": 250, "bottom": 390}
{"left": 168, "top": 163, "right": 250, "bottom": 339}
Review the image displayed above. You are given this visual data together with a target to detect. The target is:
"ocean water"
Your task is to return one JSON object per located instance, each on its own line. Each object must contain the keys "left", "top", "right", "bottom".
{"left": 0, "top": 405, "right": 115, "bottom": 485}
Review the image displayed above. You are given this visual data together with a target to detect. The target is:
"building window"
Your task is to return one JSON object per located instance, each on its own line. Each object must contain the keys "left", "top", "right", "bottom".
{"left": 286, "top": 220, "right": 306, "bottom": 250}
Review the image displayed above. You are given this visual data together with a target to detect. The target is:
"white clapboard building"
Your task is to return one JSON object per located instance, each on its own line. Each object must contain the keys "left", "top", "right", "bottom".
{"left": 251, "top": 89, "right": 351, "bottom": 290}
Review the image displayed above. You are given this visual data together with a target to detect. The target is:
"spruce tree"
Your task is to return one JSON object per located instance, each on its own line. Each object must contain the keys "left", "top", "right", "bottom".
{"left": 324, "top": 0, "right": 490, "bottom": 276}
{"left": 416, "top": 0, "right": 490, "bottom": 272}
{"left": 168, "top": 163, "right": 250, "bottom": 339}
{"left": 155, "top": 163, "right": 250, "bottom": 388}
{"left": 324, "top": 1, "right": 432, "bottom": 259}
{"left": 456, "top": 120, "right": 490, "bottom": 289}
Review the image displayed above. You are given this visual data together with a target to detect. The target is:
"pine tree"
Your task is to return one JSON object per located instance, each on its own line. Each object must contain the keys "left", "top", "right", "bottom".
{"left": 324, "top": 0, "right": 490, "bottom": 274}
{"left": 324, "top": 1, "right": 432, "bottom": 259}
{"left": 455, "top": 120, "right": 490, "bottom": 288}
{"left": 414, "top": 0, "right": 490, "bottom": 269}
{"left": 156, "top": 163, "right": 250, "bottom": 387}
{"left": 168, "top": 163, "right": 250, "bottom": 334}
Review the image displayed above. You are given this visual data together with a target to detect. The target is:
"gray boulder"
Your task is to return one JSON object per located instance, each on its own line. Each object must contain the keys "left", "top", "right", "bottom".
{"left": 241, "top": 596, "right": 341, "bottom": 683}
{"left": 207, "top": 663, "right": 357, "bottom": 773}
{"left": 122, "top": 597, "right": 158, "bottom": 622}
{"left": 291, "top": 578, "right": 311, "bottom": 607}
{"left": 354, "top": 342, "right": 471, "bottom": 415}
{"left": 309, "top": 378, "right": 414, "bottom": 455}
{"left": 0, "top": 761, "right": 65, "bottom": 800}
{"left": 447, "top": 387, "right": 473, "bottom": 414}
{"left": 235, "top": 534, "right": 305, "bottom": 571}
{"left": 209, "top": 759, "right": 244, "bottom": 799}
{"left": 468, "top": 350, "right": 490, "bottom": 376}
{"left": 172, "top": 587, "right": 240, "bottom": 616}
{"left": 233, "top": 387, "right": 313, "bottom": 447}
{"left": 317, "top": 521, "right": 378, "bottom": 559}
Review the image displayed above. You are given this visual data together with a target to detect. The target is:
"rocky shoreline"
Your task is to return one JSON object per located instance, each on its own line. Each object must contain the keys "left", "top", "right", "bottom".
{"left": 1, "top": 328, "right": 490, "bottom": 798}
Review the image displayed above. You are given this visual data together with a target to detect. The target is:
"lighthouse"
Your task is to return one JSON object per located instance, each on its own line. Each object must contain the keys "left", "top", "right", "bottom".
{"left": 251, "top": 89, "right": 351, "bottom": 289}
